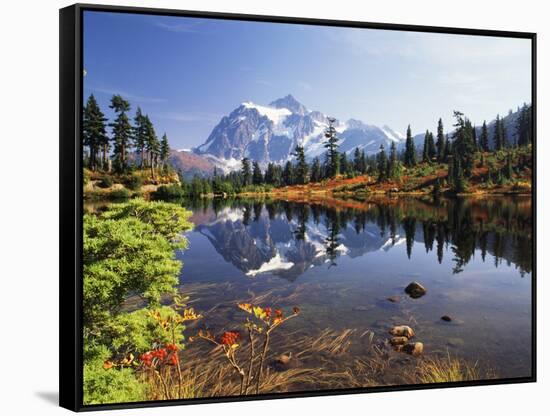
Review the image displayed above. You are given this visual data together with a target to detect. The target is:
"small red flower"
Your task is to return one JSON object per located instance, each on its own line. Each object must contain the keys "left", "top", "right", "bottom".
{"left": 220, "top": 331, "right": 240, "bottom": 346}
{"left": 263, "top": 307, "right": 272, "bottom": 318}
{"left": 167, "top": 354, "right": 179, "bottom": 366}
{"left": 165, "top": 343, "right": 179, "bottom": 352}
{"left": 139, "top": 352, "right": 153, "bottom": 367}
{"left": 275, "top": 309, "right": 283, "bottom": 318}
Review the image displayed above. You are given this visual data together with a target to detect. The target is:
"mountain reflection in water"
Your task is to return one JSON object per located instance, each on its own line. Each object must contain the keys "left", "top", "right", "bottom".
{"left": 183, "top": 197, "right": 532, "bottom": 281}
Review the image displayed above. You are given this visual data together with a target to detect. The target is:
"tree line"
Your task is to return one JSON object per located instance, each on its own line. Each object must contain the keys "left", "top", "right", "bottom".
{"left": 178, "top": 104, "right": 532, "bottom": 196}
{"left": 83, "top": 94, "right": 171, "bottom": 177}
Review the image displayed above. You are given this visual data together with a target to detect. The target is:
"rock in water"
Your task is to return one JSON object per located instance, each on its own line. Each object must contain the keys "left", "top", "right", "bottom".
{"left": 403, "top": 342, "right": 424, "bottom": 356}
{"left": 390, "top": 336, "right": 409, "bottom": 346}
{"left": 441, "top": 315, "right": 452, "bottom": 322}
{"left": 405, "top": 281, "right": 427, "bottom": 299}
{"left": 389, "top": 325, "right": 415, "bottom": 338}
{"left": 276, "top": 353, "right": 292, "bottom": 365}
{"left": 386, "top": 296, "right": 400, "bottom": 303}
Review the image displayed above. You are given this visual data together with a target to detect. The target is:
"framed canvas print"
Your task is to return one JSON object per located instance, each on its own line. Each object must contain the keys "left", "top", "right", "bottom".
{"left": 59, "top": 3, "right": 536, "bottom": 411}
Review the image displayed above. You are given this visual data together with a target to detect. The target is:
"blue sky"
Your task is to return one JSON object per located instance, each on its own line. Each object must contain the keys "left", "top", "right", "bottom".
{"left": 83, "top": 10, "right": 531, "bottom": 149}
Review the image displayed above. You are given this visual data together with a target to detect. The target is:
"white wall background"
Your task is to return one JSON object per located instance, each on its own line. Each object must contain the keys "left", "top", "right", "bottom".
{"left": 0, "top": 0, "right": 545, "bottom": 414}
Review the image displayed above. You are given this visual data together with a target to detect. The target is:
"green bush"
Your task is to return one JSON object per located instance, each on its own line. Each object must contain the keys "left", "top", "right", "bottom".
{"left": 125, "top": 175, "right": 143, "bottom": 191}
{"left": 108, "top": 187, "right": 130, "bottom": 200}
{"left": 83, "top": 346, "right": 147, "bottom": 405}
{"left": 151, "top": 184, "right": 185, "bottom": 200}
{"left": 97, "top": 176, "right": 114, "bottom": 189}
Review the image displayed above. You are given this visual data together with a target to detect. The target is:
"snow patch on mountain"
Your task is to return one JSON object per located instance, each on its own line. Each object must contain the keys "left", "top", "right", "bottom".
{"left": 242, "top": 101, "right": 291, "bottom": 125}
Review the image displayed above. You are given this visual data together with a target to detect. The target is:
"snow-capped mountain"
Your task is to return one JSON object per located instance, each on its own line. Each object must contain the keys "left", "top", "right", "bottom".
{"left": 194, "top": 94, "right": 406, "bottom": 172}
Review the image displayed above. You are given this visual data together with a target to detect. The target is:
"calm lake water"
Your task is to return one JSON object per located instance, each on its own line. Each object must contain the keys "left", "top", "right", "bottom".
{"left": 176, "top": 196, "right": 533, "bottom": 382}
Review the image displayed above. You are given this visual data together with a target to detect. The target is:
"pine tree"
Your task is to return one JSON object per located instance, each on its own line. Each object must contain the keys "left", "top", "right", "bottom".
{"left": 428, "top": 132, "right": 436, "bottom": 161}
{"left": 504, "top": 152, "right": 513, "bottom": 180}
{"left": 252, "top": 161, "right": 263, "bottom": 185}
{"left": 241, "top": 158, "right": 252, "bottom": 186}
{"left": 480, "top": 120, "right": 489, "bottom": 151}
{"left": 422, "top": 130, "right": 435, "bottom": 163}
{"left": 159, "top": 133, "right": 170, "bottom": 172}
{"left": 360, "top": 150, "right": 367, "bottom": 174}
{"left": 436, "top": 118, "right": 446, "bottom": 162}
{"left": 404, "top": 124, "right": 416, "bottom": 167}
{"left": 310, "top": 157, "right": 322, "bottom": 182}
{"left": 292, "top": 145, "right": 309, "bottom": 184}
{"left": 133, "top": 107, "right": 148, "bottom": 169}
{"left": 387, "top": 141, "right": 401, "bottom": 181}
{"left": 324, "top": 117, "right": 340, "bottom": 178}
{"left": 144, "top": 115, "right": 160, "bottom": 178}
{"left": 353, "top": 147, "right": 362, "bottom": 173}
{"left": 340, "top": 152, "right": 352, "bottom": 177}
{"left": 451, "top": 111, "right": 475, "bottom": 177}
{"left": 516, "top": 103, "right": 532, "bottom": 147}
{"left": 377, "top": 144, "right": 388, "bottom": 182}
{"left": 283, "top": 160, "right": 294, "bottom": 185}
{"left": 109, "top": 95, "right": 132, "bottom": 172}
{"left": 83, "top": 94, "right": 108, "bottom": 171}
{"left": 494, "top": 114, "right": 504, "bottom": 150}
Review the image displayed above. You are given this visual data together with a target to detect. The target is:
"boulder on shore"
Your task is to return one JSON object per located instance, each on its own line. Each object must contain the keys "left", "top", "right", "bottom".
{"left": 404, "top": 281, "right": 427, "bottom": 299}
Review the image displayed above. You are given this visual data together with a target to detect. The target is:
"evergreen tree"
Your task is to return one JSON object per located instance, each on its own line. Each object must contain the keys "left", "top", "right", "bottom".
{"left": 132, "top": 107, "right": 148, "bottom": 168}
{"left": 109, "top": 95, "right": 132, "bottom": 172}
{"left": 516, "top": 103, "right": 532, "bottom": 146}
{"left": 504, "top": 152, "right": 514, "bottom": 180}
{"left": 241, "top": 158, "right": 252, "bottom": 186}
{"left": 404, "top": 124, "right": 417, "bottom": 167}
{"left": 159, "top": 133, "right": 170, "bottom": 172}
{"left": 480, "top": 120, "right": 489, "bottom": 151}
{"left": 310, "top": 157, "right": 322, "bottom": 182}
{"left": 353, "top": 147, "right": 362, "bottom": 173}
{"left": 283, "top": 160, "right": 295, "bottom": 185}
{"left": 340, "top": 152, "right": 352, "bottom": 177}
{"left": 265, "top": 162, "right": 281, "bottom": 186}
{"left": 377, "top": 144, "right": 388, "bottom": 182}
{"left": 422, "top": 130, "right": 436, "bottom": 163}
{"left": 387, "top": 141, "right": 401, "bottom": 181}
{"left": 422, "top": 130, "right": 430, "bottom": 163}
{"left": 323, "top": 117, "right": 340, "bottom": 177}
{"left": 472, "top": 124, "right": 477, "bottom": 149}
{"left": 83, "top": 94, "right": 107, "bottom": 171}
{"left": 451, "top": 111, "right": 475, "bottom": 177}
{"left": 428, "top": 132, "right": 436, "bottom": 160}
{"left": 360, "top": 150, "right": 367, "bottom": 174}
{"left": 494, "top": 114, "right": 504, "bottom": 150}
{"left": 252, "top": 161, "right": 263, "bottom": 185}
{"left": 144, "top": 115, "right": 160, "bottom": 178}
{"left": 436, "top": 118, "right": 446, "bottom": 162}
{"left": 292, "top": 145, "right": 309, "bottom": 184}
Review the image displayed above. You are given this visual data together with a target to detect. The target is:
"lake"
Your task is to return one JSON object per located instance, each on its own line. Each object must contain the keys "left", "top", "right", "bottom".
{"left": 175, "top": 195, "right": 532, "bottom": 385}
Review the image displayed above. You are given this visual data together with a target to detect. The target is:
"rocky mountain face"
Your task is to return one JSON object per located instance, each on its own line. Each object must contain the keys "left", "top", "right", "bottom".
{"left": 193, "top": 94, "right": 406, "bottom": 172}
{"left": 171, "top": 96, "right": 529, "bottom": 175}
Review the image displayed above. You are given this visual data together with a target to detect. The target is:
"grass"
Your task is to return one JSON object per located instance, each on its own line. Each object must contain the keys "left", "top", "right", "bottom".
{"left": 413, "top": 352, "right": 488, "bottom": 384}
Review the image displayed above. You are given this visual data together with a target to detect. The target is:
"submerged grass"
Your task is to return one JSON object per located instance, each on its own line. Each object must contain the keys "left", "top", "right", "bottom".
{"left": 412, "top": 352, "right": 492, "bottom": 384}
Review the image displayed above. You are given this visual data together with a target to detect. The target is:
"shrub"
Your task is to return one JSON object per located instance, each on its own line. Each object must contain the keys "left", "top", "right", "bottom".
{"left": 151, "top": 184, "right": 185, "bottom": 200}
{"left": 83, "top": 346, "right": 147, "bottom": 405}
{"left": 97, "top": 176, "right": 114, "bottom": 189}
{"left": 125, "top": 175, "right": 143, "bottom": 191}
{"left": 108, "top": 187, "right": 130, "bottom": 200}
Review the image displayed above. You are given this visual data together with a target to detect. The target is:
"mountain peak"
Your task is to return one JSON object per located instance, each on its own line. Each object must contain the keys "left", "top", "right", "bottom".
{"left": 269, "top": 94, "right": 308, "bottom": 115}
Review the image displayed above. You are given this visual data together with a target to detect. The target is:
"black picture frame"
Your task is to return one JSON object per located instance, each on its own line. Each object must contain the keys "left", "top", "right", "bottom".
{"left": 59, "top": 3, "right": 537, "bottom": 412}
